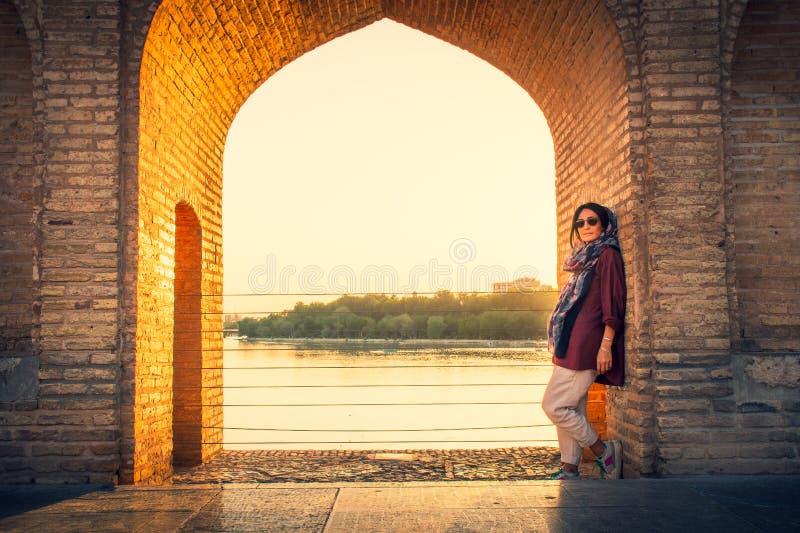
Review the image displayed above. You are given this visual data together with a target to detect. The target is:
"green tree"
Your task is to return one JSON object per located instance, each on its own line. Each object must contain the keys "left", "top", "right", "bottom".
{"left": 458, "top": 314, "right": 480, "bottom": 338}
{"left": 427, "top": 315, "right": 447, "bottom": 338}
{"left": 274, "top": 318, "right": 293, "bottom": 337}
{"left": 236, "top": 289, "right": 559, "bottom": 340}
{"left": 392, "top": 313, "right": 415, "bottom": 338}
{"left": 377, "top": 315, "right": 394, "bottom": 338}
{"left": 360, "top": 316, "right": 377, "bottom": 338}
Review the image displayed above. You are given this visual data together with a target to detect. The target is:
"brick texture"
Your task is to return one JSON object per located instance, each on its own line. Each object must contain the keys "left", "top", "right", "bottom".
{"left": 172, "top": 202, "right": 217, "bottom": 467}
{"left": 728, "top": 0, "right": 800, "bottom": 352}
{"left": 636, "top": 0, "right": 732, "bottom": 477}
{"left": 0, "top": 0, "right": 36, "bottom": 391}
{"left": 0, "top": 0, "right": 123, "bottom": 484}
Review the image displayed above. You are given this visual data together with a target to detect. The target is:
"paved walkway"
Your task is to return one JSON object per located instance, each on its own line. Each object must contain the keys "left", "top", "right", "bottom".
{"left": 0, "top": 476, "right": 797, "bottom": 532}
{"left": 171, "top": 447, "right": 595, "bottom": 484}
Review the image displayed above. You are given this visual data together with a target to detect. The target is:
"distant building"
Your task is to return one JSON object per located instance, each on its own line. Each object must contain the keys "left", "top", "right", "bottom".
{"left": 492, "top": 277, "right": 555, "bottom": 293}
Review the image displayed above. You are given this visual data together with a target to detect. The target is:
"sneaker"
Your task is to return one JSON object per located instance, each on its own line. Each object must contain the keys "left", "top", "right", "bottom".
{"left": 595, "top": 440, "right": 622, "bottom": 479}
{"left": 548, "top": 468, "right": 580, "bottom": 480}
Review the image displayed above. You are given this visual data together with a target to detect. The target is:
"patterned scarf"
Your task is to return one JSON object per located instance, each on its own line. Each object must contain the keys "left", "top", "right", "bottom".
{"left": 548, "top": 208, "right": 619, "bottom": 358}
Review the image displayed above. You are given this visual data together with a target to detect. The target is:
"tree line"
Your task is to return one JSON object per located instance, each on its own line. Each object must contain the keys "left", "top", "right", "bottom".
{"left": 235, "top": 290, "right": 559, "bottom": 340}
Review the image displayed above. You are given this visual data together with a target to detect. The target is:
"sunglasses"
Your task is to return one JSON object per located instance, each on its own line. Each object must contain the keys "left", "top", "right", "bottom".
{"left": 574, "top": 216, "right": 599, "bottom": 229}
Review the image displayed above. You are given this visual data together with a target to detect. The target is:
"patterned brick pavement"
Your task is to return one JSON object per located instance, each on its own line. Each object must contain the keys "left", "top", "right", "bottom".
{"left": 172, "top": 446, "right": 602, "bottom": 484}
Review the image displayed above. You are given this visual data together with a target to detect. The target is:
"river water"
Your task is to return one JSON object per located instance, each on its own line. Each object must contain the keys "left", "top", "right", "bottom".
{"left": 223, "top": 337, "right": 557, "bottom": 450}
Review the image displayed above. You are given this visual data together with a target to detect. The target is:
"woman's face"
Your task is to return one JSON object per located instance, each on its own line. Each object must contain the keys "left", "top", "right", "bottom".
{"left": 576, "top": 208, "right": 603, "bottom": 244}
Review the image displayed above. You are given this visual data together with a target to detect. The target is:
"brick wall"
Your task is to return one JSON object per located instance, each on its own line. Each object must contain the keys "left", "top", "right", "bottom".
{"left": 729, "top": 0, "right": 800, "bottom": 352}
{"left": 635, "top": 0, "right": 733, "bottom": 476}
{"left": 0, "top": 0, "right": 37, "bottom": 406}
{"left": 0, "top": 0, "right": 38, "bottom": 477}
{"left": 640, "top": 0, "right": 799, "bottom": 475}
{"left": 35, "top": 0, "right": 122, "bottom": 483}
{"left": 0, "top": 0, "right": 123, "bottom": 483}
{"left": 718, "top": 0, "right": 800, "bottom": 474}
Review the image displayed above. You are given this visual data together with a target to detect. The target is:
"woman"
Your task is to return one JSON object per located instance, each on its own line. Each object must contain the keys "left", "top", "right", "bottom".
{"left": 542, "top": 202, "right": 626, "bottom": 480}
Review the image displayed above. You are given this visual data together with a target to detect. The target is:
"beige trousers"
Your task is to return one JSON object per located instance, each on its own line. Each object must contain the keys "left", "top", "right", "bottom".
{"left": 541, "top": 365, "right": 599, "bottom": 466}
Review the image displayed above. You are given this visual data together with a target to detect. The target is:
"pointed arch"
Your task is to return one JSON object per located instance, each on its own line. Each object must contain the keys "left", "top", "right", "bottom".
{"left": 727, "top": 0, "right": 800, "bottom": 351}
{"left": 124, "top": 0, "right": 635, "bottom": 483}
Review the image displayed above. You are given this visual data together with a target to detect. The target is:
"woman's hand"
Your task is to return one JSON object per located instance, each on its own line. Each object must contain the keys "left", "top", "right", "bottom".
{"left": 597, "top": 346, "right": 612, "bottom": 373}
{"left": 597, "top": 326, "right": 615, "bottom": 373}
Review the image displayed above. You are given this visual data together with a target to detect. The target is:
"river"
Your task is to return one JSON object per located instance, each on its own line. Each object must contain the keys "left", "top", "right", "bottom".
{"left": 222, "top": 337, "right": 557, "bottom": 450}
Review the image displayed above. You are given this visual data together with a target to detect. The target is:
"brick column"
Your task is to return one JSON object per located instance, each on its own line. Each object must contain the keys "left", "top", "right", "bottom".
{"left": 34, "top": 0, "right": 122, "bottom": 483}
{"left": 638, "top": 2, "right": 733, "bottom": 474}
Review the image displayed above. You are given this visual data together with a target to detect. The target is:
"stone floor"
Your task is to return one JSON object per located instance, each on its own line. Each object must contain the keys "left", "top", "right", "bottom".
{"left": 172, "top": 447, "right": 606, "bottom": 484}
{"left": 1, "top": 476, "right": 798, "bottom": 532}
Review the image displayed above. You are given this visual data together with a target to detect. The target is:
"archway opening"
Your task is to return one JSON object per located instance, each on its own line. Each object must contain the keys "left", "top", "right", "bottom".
{"left": 221, "top": 18, "right": 563, "bottom": 457}
{"left": 131, "top": 0, "right": 633, "bottom": 484}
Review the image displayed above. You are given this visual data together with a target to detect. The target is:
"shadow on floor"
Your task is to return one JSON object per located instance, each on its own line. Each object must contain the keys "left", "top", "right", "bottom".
{"left": 0, "top": 484, "right": 112, "bottom": 519}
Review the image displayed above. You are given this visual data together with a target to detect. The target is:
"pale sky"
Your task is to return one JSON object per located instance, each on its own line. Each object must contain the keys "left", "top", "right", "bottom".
{"left": 222, "top": 19, "right": 556, "bottom": 314}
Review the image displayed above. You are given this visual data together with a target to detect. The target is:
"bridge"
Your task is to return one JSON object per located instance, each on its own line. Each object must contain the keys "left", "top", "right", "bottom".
{"left": 0, "top": 0, "right": 797, "bottom": 484}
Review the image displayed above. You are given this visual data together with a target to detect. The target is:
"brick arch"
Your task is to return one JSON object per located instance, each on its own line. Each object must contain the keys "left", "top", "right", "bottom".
{"left": 719, "top": 0, "right": 752, "bottom": 347}
{"left": 726, "top": 0, "right": 800, "bottom": 351}
{"left": 126, "top": 0, "right": 636, "bottom": 483}
{"left": 0, "top": 0, "right": 37, "bottom": 405}
{"left": 721, "top": 0, "right": 751, "bottom": 66}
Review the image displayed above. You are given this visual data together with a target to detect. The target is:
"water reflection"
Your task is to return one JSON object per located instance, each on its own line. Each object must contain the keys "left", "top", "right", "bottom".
{"left": 223, "top": 338, "right": 556, "bottom": 449}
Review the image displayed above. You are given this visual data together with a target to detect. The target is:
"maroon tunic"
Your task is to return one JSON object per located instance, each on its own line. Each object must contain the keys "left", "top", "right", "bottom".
{"left": 553, "top": 247, "right": 626, "bottom": 386}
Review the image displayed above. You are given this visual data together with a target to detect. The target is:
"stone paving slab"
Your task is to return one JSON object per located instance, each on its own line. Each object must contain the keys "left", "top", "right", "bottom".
{"left": 330, "top": 483, "right": 567, "bottom": 510}
{"left": 31, "top": 488, "right": 218, "bottom": 513}
{"left": 322, "top": 481, "right": 752, "bottom": 532}
{"left": 179, "top": 487, "right": 337, "bottom": 532}
{"left": 0, "top": 485, "right": 220, "bottom": 532}
{"left": 0, "top": 476, "right": 797, "bottom": 532}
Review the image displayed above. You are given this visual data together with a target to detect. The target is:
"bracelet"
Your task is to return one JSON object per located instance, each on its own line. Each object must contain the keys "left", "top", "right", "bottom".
{"left": 602, "top": 336, "right": 613, "bottom": 342}
{"left": 599, "top": 346, "right": 610, "bottom": 353}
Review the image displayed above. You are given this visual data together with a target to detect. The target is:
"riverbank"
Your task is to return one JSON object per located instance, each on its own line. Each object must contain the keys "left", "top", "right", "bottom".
{"left": 241, "top": 337, "right": 549, "bottom": 349}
